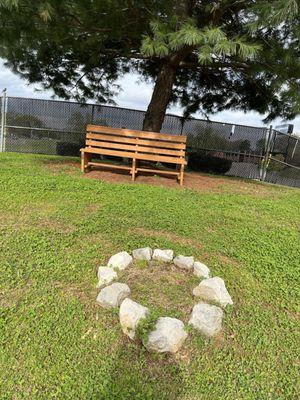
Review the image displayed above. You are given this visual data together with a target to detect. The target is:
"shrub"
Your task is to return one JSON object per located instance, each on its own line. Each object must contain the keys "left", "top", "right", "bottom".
{"left": 188, "top": 151, "right": 232, "bottom": 174}
{"left": 56, "top": 142, "right": 83, "bottom": 157}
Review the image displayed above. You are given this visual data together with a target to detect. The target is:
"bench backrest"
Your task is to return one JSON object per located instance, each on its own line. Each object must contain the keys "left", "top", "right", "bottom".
{"left": 85, "top": 124, "right": 187, "bottom": 163}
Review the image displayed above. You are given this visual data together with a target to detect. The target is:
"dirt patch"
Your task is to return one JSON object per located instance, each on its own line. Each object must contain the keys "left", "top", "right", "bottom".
{"left": 59, "top": 160, "right": 272, "bottom": 195}
{"left": 84, "top": 166, "right": 233, "bottom": 192}
{"left": 33, "top": 216, "right": 75, "bottom": 233}
{"left": 41, "top": 159, "right": 275, "bottom": 196}
{"left": 119, "top": 260, "right": 199, "bottom": 321}
{"left": 218, "top": 254, "right": 240, "bottom": 268}
{"left": 0, "top": 284, "right": 32, "bottom": 308}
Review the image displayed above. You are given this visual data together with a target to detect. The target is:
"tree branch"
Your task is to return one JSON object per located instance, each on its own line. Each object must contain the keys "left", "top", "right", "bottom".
{"left": 179, "top": 60, "right": 251, "bottom": 70}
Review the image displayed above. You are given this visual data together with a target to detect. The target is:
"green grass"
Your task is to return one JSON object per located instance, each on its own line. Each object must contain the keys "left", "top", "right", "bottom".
{"left": 0, "top": 152, "right": 299, "bottom": 400}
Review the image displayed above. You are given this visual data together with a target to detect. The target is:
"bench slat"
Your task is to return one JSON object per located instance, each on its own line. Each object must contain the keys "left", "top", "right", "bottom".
{"left": 82, "top": 147, "right": 186, "bottom": 164}
{"left": 87, "top": 124, "right": 187, "bottom": 143}
{"left": 86, "top": 140, "right": 184, "bottom": 156}
{"left": 136, "top": 168, "right": 179, "bottom": 176}
{"left": 86, "top": 132, "right": 186, "bottom": 149}
{"left": 86, "top": 140, "right": 137, "bottom": 152}
{"left": 135, "top": 152, "right": 187, "bottom": 165}
{"left": 86, "top": 132, "right": 137, "bottom": 145}
{"left": 87, "top": 162, "right": 132, "bottom": 172}
{"left": 137, "top": 138, "right": 186, "bottom": 150}
{"left": 136, "top": 145, "right": 184, "bottom": 156}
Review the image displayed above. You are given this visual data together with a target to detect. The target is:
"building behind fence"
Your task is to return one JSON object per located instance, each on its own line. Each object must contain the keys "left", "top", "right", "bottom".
{"left": 0, "top": 93, "right": 299, "bottom": 188}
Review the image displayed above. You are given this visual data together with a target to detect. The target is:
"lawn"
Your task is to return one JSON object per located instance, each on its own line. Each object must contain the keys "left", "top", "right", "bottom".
{"left": 0, "top": 152, "right": 299, "bottom": 400}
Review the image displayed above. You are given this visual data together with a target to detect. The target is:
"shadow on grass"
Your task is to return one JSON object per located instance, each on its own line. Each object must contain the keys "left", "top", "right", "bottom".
{"left": 102, "top": 337, "right": 187, "bottom": 400}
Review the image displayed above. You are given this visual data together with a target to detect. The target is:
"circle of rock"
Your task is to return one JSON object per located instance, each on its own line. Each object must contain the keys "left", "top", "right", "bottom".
{"left": 96, "top": 248, "right": 233, "bottom": 354}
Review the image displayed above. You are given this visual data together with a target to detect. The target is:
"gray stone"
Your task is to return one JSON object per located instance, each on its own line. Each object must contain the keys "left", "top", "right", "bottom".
{"left": 173, "top": 255, "right": 194, "bottom": 270}
{"left": 119, "top": 298, "right": 149, "bottom": 339}
{"left": 107, "top": 251, "right": 132, "bottom": 270}
{"left": 132, "top": 247, "right": 152, "bottom": 261}
{"left": 192, "top": 277, "right": 233, "bottom": 308}
{"left": 97, "top": 266, "right": 117, "bottom": 288}
{"left": 96, "top": 283, "right": 131, "bottom": 308}
{"left": 145, "top": 317, "right": 188, "bottom": 353}
{"left": 152, "top": 249, "right": 174, "bottom": 263}
{"left": 193, "top": 261, "right": 210, "bottom": 278}
{"left": 189, "top": 302, "right": 223, "bottom": 337}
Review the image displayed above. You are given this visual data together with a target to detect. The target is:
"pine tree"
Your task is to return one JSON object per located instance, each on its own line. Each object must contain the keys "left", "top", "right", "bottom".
{"left": 0, "top": 0, "right": 299, "bottom": 132}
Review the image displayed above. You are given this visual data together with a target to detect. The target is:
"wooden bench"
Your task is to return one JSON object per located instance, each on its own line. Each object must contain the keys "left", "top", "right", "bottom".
{"left": 81, "top": 125, "right": 187, "bottom": 185}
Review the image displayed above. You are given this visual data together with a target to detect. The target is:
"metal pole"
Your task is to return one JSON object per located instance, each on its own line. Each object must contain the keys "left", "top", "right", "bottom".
{"left": 261, "top": 125, "right": 273, "bottom": 181}
{"left": 0, "top": 88, "right": 7, "bottom": 152}
{"left": 291, "top": 138, "right": 299, "bottom": 159}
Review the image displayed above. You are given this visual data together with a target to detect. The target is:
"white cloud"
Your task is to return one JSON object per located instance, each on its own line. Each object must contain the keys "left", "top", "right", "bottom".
{"left": 1, "top": 60, "right": 299, "bottom": 133}
{"left": 0, "top": 61, "right": 53, "bottom": 99}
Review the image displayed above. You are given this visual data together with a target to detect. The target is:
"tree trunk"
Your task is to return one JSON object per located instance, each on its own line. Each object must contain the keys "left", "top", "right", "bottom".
{"left": 142, "top": 60, "right": 178, "bottom": 132}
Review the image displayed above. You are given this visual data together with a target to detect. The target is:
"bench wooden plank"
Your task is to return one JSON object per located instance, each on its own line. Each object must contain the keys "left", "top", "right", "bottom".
{"left": 82, "top": 147, "right": 135, "bottom": 158}
{"left": 135, "top": 152, "right": 187, "bottom": 165}
{"left": 81, "top": 147, "right": 186, "bottom": 164}
{"left": 86, "top": 132, "right": 186, "bottom": 149}
{"left": 86, "top": 132, "right": 137, "bottom": 145}
{"left": 85, "top": 140, "right": 184, "bottom": 156}
{"left": 136, "top": 168, "right": 179, "bottom": 176}
{"left": 87, "top": 124, "right": 187, "bottom": 142}
{"left": 86, "top": 140, "right": 137, "bottom": 152}
{"left": 136, "top": 145, "right": 184, "bottom": 157}
{"left": 88, "top": 162, "right": 132, "bottom": 172}
{"left": 137, "top": 138, "right": 186, "bottom": 150}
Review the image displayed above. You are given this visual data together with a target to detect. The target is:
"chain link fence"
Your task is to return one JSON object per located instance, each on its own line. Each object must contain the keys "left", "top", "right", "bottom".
{"left": 0, "top": 95, "right": 299, "bottom": 188}
{"left": 265, "top": 130, "right": 300, "bottom": 187}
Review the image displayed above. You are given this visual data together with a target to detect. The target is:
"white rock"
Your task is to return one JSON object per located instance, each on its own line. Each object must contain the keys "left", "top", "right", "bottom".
{"left": 193, "top": 261, "right": 210, "bottom": 278}
{"left": 132, "top": 247, "right": 152, "bottom": 261}
{"left": 152, "top": 249, "right": 174, "bottom": 263}
{"left": 96, "top": 283, "right": 131, "bottom": 308}
{"left": 119, "top": 298, "right": 149, "bottom": 339}
{"left": 145, "top": 317, "right": 188, "bottom": 353}
{"left": 107, "top": 251, "right": 133, "bottom": 270}
{"left": 189, "top": 302, "right": 223, "bottom": 337}
{"left": 173, "top": 255, "right": 194, "bottom": 270}
{"left": 192, "top": 277, "right": 233, "bottom": 308}
{"left": 97, "top": 267, "right": 118, "bottom": 288}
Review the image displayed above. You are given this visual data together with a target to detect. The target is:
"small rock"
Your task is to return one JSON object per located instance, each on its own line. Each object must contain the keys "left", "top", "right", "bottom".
{"left": 145, "top": 317, "right": 188, "bottom": 353}
{"left": 192, "top": 277, "right": 233, "bottom": 308}
{"left": 132, "top": 247, "right": 152, "bottom": 261}
{"left": 119, "top": 298, "right": 149, "bottom": 339}
{"left": 107, "top": 251, "right": 132, "bottom": 270}
{"left": 193, "top": 261, "right": 210, "bottom": 278}
{"left": 173, "top": 255, "right": 194, "bottom": 270}
{"left": 97, "top": 267, "right": 117, "bottom": 288}
{"left": 96, "top": 283, "right": 131, "bottom": 308}
{"left": 152, "top": 249, "right": 174, "bottom": 263}
{"left": 189, "top": 302, "right": 223, "bottom": 337}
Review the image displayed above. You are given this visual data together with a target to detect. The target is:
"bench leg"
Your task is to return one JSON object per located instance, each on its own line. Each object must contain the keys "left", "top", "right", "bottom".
{"left": 179, "top": 164, "right": 184, "bottom": 186}
{"left": 132, "top": 159, "right": 136, "bottom": 181}
{"left": 81, "top": 152, "right": 90, "bottom": 173}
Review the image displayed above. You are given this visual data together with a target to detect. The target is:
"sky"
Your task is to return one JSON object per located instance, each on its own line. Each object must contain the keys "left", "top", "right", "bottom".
{"left": 1, "top": 60, "right": 300, "bottom": 133}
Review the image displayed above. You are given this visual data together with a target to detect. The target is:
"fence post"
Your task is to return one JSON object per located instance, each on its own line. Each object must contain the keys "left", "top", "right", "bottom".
{"left": 291, "top": 138, "right": 299, "bottom": 159}
{"left": 260, "top": 125, "right": 273, "bottom": 181}
{"left": 0, "top": 89, "right": 7, "bottom": 152}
